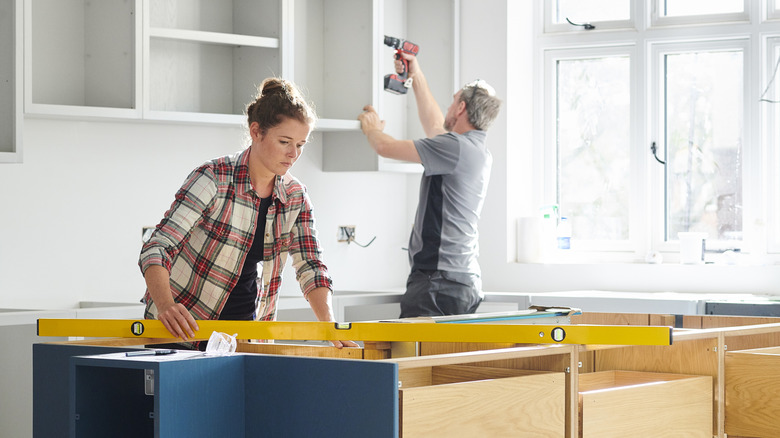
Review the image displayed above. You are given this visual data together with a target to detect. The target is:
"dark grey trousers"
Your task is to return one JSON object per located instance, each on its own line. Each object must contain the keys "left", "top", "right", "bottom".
{"left": 400, "top": 269, "right": 483, "bottom": 318}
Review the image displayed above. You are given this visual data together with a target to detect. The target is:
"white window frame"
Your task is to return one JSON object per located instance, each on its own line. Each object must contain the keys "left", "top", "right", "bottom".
{"left": 543, "top": 1, "right": 636, "bottom": 33}
{"left": 647, "top": 38, "right": 752, "bottom": 259}
{"left": 533, "top": 0, "right": 780, "bottom": 264}
{"left": 542, "top": 45, "right": 642, "bottom": 259}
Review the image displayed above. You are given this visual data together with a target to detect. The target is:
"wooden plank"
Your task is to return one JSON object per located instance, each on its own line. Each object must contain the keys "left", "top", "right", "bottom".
{"left": 400, "top": 372, "right": 565, "bottom": 438}
{"left": 595, "top": 338, "right": 718, "bottom": 376}
{"left": 725, "top": 348, "right": 780, "bottom": 437}
{"left": 725, "top": 331, "right": 780, "bottom": 352}
{"left": 417, "top": 342, "right": 578, "bottom": 438}
{"left": 398, "top": 367, "right": 432, "bottom": 389}
{"left": 420, "top": 341, "right": 516, "bottom": 356}
{"left": 388, "top": 345, "right": 574, "bottom": 370}
{"left": 683, "top": 315, "right": 704, "bottom": 329}
{"left": 580, "top": 369, "right": 702, "bottom": 390}
{"left": 594, "top": 337, "right": 719, "bottom": 436}
{"left": 570, "top": 312, "right": 651, "bottom": 326}
{"left": 50, "top": 337, "right": 151, "bottom": 346}
{"left": 579, "top": 371, "right": 712, "bottom": 438}
{"left": 431, "top": 364, "right": 549, "bottom": 385}
{"left": 236, "top": 342, "right": 365, "bottom": 359}
{"left": 362, "top": 341, "right": 392, "bottom": 360}
{"left": 701, "top": 315, "right": 780, "bottom": 328}
{"left": 420, "top": 342, "right": 575, "bottom": 373}
{"left": 650, "top": 314, "right": 676, "bottom": 327}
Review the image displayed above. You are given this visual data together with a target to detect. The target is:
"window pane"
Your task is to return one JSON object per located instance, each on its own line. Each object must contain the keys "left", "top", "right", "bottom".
{"left": 662, "top": 0, "right": 743, "bottom": 17}
{"left": 557, "top": 56, "right": 631, "bottom": 241}
{"left": 769, "top": 43, "right": 780, "bottom": 250}
{"left": 555, "top": 0, "right": 630, "bottom": 23}
{"left": 665, "top": 50, "right": 743, "bottom": 243}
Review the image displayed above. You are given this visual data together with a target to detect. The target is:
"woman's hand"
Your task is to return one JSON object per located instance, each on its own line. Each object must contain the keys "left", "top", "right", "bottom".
{"left": 156, "top": 301, "right": 200, "bottom": 340}
{"left": 330, "top": 339, "right": 360, "bottom": 349}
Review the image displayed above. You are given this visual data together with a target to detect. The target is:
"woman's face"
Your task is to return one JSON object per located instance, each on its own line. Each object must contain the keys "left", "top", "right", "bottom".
{"left": 250, "top": 117, "right": 311, "bottom": 176}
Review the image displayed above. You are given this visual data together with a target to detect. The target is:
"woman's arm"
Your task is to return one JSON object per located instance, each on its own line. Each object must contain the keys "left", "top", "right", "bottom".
{"left": 306, "top": 287, "right": 359, "bottom": 349}
{"left": 144, "top": 265, "right": 199, "bottom": 339}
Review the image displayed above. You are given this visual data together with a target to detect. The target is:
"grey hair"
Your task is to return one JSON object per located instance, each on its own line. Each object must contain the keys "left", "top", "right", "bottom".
{"left": 459, "top": 79, "right": 502, "bottom": 131}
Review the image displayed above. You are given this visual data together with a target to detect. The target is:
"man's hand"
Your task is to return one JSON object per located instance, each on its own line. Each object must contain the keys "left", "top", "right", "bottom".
{"left": 358, "top": 105, "right": 385, "bottom": 134}
{"left": 394, "top": 52, "right": 419, "bottom": 78}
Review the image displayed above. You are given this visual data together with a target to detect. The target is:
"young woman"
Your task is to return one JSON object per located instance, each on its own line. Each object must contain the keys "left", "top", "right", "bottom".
{"left": 140, "top": 78, "right": 356, "bottom": 349}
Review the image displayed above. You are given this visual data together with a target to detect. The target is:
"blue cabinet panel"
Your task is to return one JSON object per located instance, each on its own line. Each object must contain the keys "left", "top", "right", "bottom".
{"left": 244, "top": 355, "right": 398, "bottom": 437}
{"left": 35, "top": 345, "right": 400, "bottom": 438}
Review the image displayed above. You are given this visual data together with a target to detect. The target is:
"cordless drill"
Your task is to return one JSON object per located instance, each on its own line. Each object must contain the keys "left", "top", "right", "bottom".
{"left": 383, "top": 35, "right": 419, "bottom": 94}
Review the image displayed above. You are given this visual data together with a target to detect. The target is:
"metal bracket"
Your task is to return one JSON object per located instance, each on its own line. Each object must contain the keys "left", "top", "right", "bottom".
{"left": 144, "top": 369, "right": 154, "bottom": 396}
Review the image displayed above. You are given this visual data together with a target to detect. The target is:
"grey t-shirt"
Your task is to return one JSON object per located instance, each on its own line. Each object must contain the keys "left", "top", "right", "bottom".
{"left": 410, "top": 130, "right": 491, "bottom": 275}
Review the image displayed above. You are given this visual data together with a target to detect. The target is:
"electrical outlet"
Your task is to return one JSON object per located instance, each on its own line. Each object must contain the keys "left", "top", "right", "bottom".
{"left": 337, "top": 226, "right": 356, "bottom": 243}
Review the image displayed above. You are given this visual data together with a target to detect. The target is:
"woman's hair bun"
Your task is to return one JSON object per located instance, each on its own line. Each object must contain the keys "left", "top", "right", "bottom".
{"left": 259, "top": 78, "right": 288, "bottom": 97}
{"left": 246, "top": 77, "right": 316, "bottom": 132}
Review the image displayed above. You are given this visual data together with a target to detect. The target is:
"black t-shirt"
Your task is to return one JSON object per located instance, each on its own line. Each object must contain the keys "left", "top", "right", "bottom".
{"left": 219, "top": 196, "right": 273, "bottom": 320}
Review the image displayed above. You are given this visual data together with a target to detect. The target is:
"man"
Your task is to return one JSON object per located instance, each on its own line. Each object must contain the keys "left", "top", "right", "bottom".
{"left": 358, "top": 53, "right": 502, "bottom": 318}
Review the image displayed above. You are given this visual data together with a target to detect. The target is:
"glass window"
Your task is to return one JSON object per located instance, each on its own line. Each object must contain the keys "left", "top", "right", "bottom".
{"left": 770, "top": 0, "right": 780, "bottom": 20}
{"left": 766, "top": 38, "right": 780, "bottom": 252}
{"left": 651, "top": 0, "right": 748, "bottom": 26}
{"left": 553, "top": 0, "right": 630, "bottom": 24}
{"left": 663, "top": 50, "right": 743, "bottom": 244}
{"left": 556, "top": 56, "right": 631, "bottom": 241}
{"left": 660, "top": 0, "right": 744, "bottom": 17}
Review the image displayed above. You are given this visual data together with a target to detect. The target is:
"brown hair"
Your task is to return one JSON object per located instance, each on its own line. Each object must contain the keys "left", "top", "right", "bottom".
{"left": 246, "top": 78, "right": 316, "bottom": 132}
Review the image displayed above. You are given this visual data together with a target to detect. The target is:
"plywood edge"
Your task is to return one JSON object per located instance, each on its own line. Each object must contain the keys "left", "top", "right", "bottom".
{"left": 385, "top": 344, "right": 575, "bottom": 369}
{"left": 580, "top": 370, "right": 711, "bottom": 393}
{"left": 237, "top": 342, "right": 365, "bottom": 358}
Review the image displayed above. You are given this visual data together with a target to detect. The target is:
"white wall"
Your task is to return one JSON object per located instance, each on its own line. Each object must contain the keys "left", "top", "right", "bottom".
{"left": 0, "top": 118, "right": 412, "bottom": 309}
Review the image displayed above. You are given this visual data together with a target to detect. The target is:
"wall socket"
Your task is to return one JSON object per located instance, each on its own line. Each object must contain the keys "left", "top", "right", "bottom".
{"left": 337, "top": 225, "right": 356, "bottom": 243}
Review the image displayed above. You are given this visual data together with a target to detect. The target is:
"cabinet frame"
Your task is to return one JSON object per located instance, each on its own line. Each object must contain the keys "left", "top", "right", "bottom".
{"left": 1, "top": 0, "right": 23, "bottom": 163}
{"left": 141, "top": 0, "right": 286, "bottom": 125}
{"left": 18, "top": 0, "right": 459, "bottom": 173}
{"left": 23, "top": 0, "right": 143, "bottom": 120}
{"left": 318, "top": 0, "right": 460, "bottom": 173}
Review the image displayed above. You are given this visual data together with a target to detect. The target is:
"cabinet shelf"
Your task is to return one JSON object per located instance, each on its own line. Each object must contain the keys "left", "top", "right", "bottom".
{"left": 316, "top": 119, "right": 361, "bottom": 132}
{"left": 149, "top": 28, "right": 279, "bottom": 49}
{"left": 143, "top": 0, "right": 283, "bottom": 122}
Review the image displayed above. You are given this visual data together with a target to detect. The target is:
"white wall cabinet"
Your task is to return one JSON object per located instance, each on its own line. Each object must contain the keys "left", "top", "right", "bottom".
{"left": 20, "top": 0, "right": 456, "bottom": 170}
{"left": 144, "top": 0, "right": 283, "bottom": 125}
{"left": 0, "top": 0, "right": 22, "bottom": 163}
{"left": 24, "top": 0, "right": 141, "bottom": 119}
{"left": 311, "top": 0, "right": 458, "bottom": 172}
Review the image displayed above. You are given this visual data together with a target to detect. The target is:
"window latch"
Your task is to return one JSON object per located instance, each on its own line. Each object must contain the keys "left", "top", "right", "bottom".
{"left": 651, "top": 142, "right": 666, "bottom": 165}
{"left": 566, "top": 18, "right": 595, "bottom": 30}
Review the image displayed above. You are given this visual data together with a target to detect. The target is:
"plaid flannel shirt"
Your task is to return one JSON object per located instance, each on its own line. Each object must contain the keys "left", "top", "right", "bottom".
{"left": 139, "top": 148, "right": 332, "bottom": 322}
